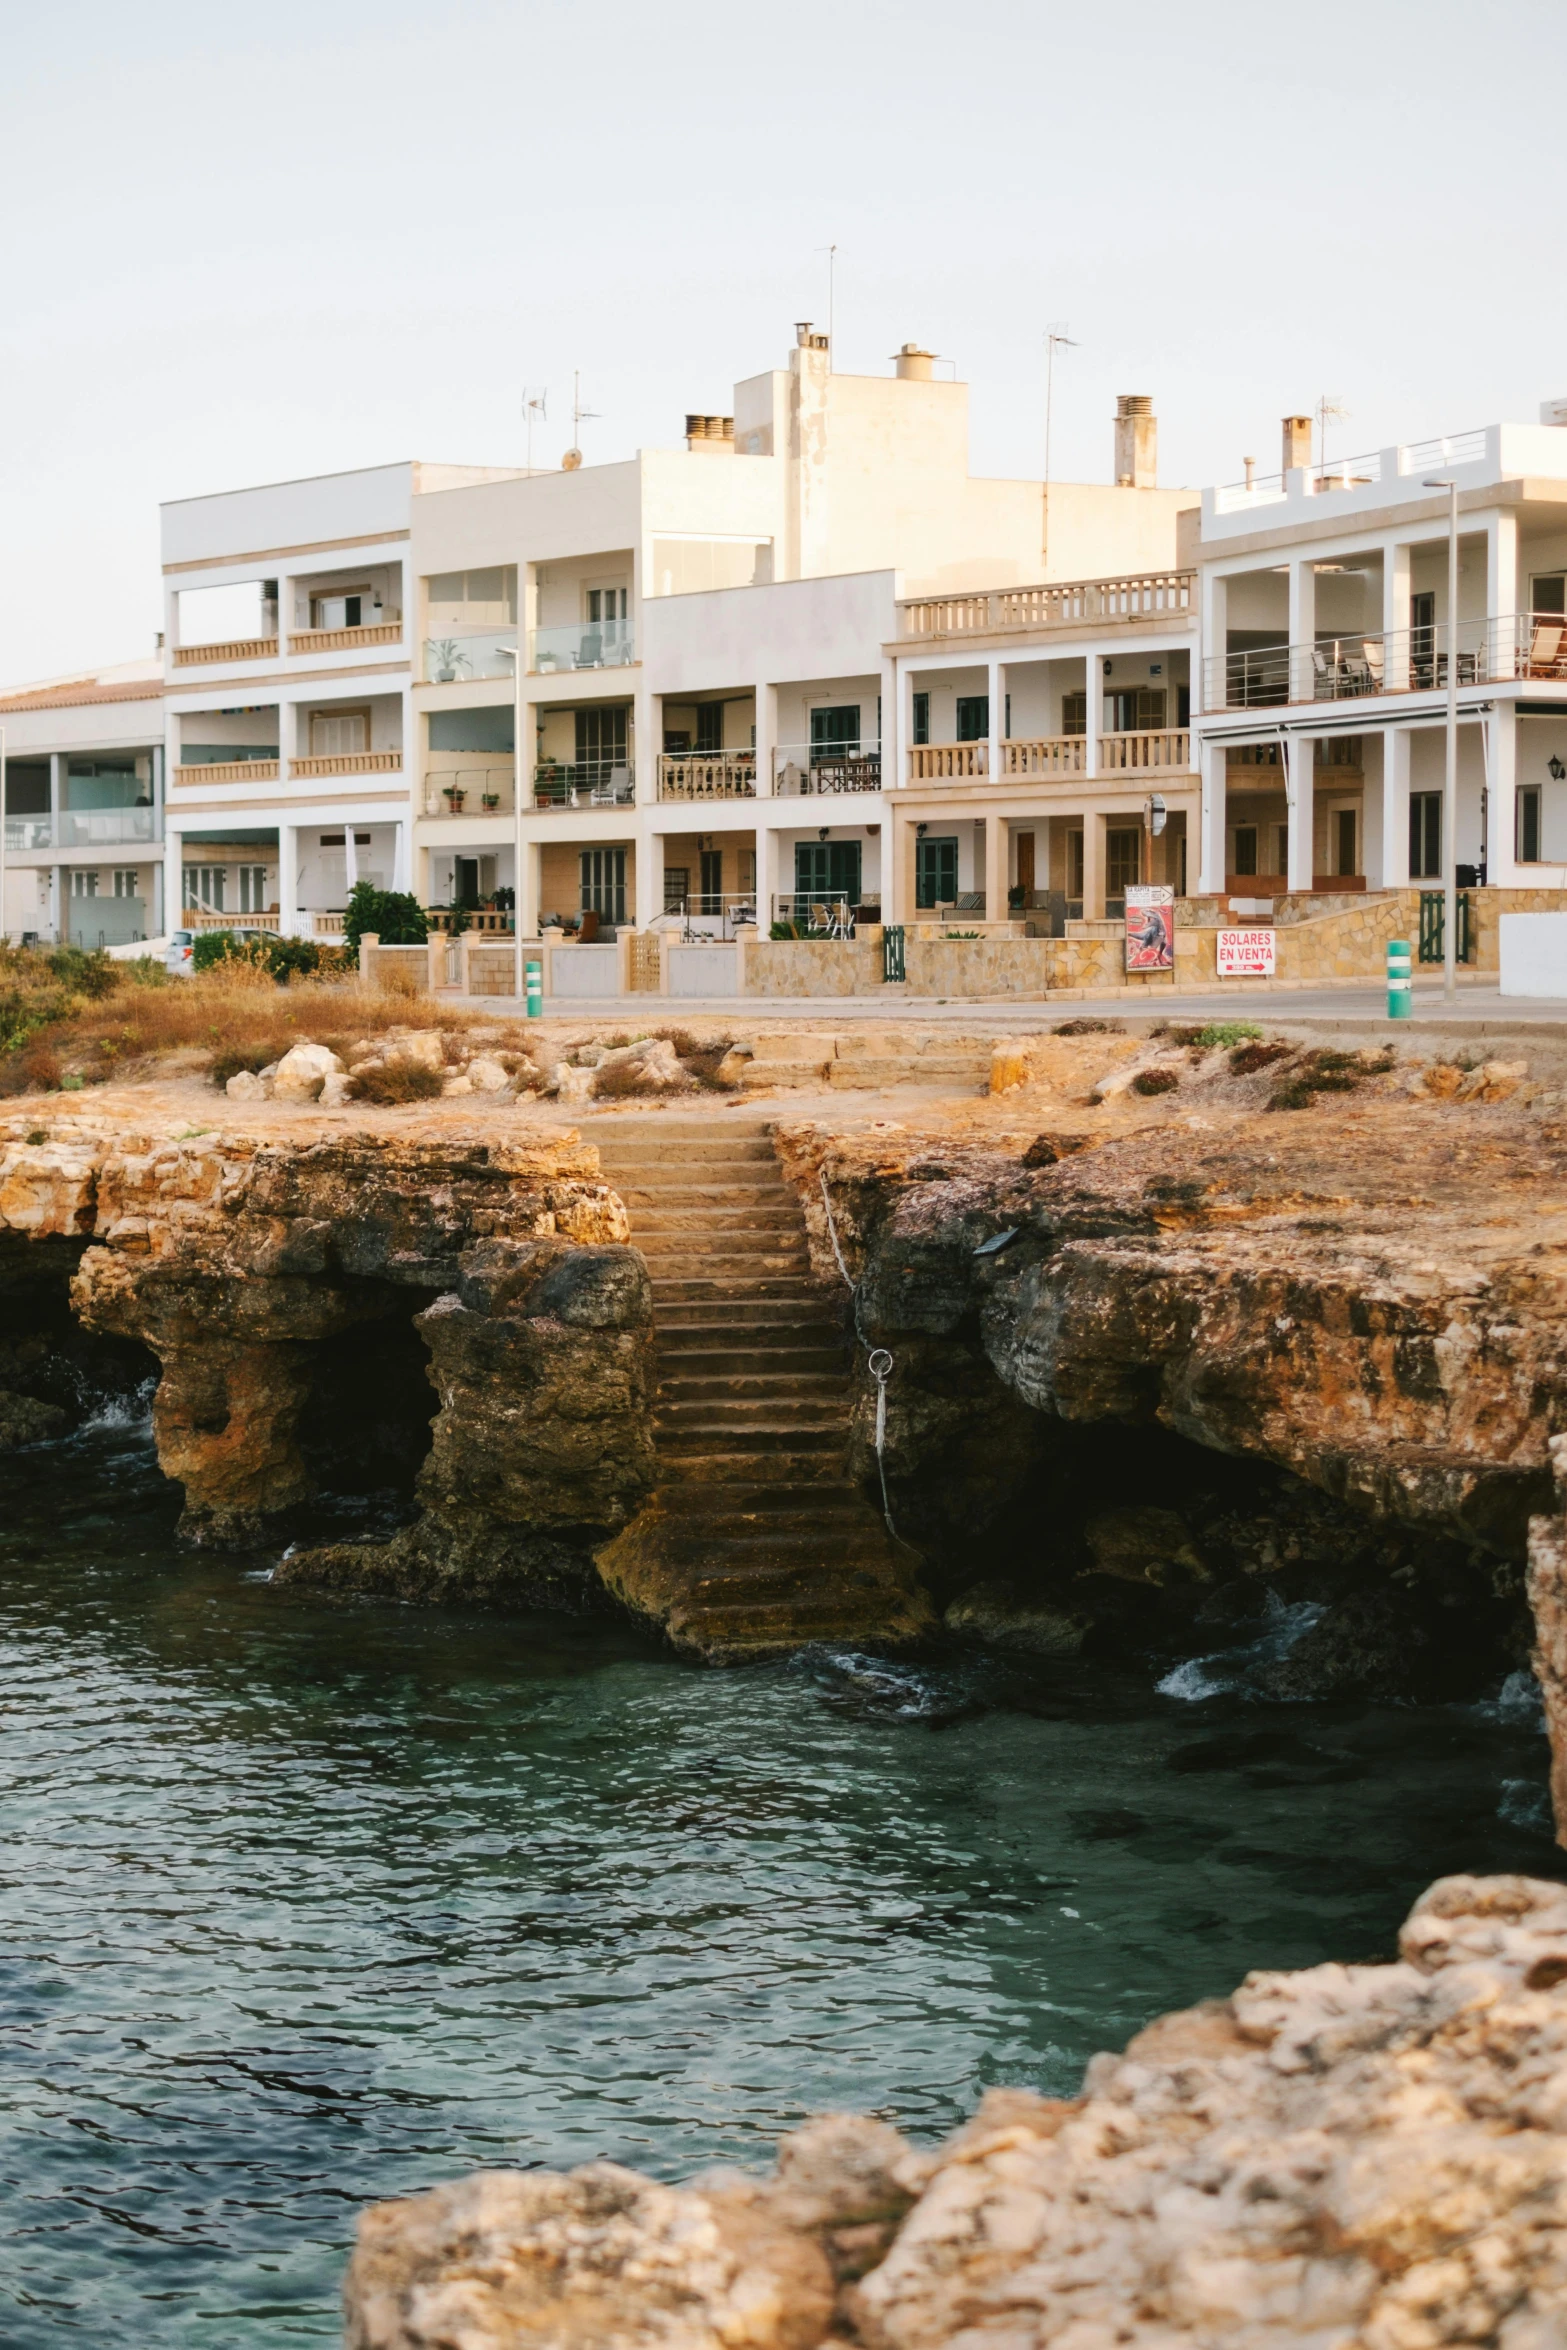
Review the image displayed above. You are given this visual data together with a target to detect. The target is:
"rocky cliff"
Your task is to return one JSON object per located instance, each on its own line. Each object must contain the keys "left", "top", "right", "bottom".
{"left": 343, "top": 1870, "right": 1567, "bottom": 2350}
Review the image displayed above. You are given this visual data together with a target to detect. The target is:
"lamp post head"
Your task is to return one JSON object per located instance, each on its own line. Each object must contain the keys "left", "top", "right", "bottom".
{"left": 1423, "top": 477, "right": 1456, "bottom": 491}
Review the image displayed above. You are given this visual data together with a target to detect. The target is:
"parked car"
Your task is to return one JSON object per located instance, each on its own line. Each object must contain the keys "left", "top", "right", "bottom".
{"left": 166, "top": 925, "right": 277, "bottom": 976}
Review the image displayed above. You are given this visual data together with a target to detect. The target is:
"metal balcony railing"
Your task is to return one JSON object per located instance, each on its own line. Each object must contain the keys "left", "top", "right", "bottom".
{"left": 657, "top": 751, "right": 756, "bottom": 800}
{"left": 1213, "top": 430, "right": 1491, "bottom": 516}
{"left": 773, "top": 744, "right": 882, "bottom": 794}
{"left": 424, "top": 766, "right": 516, "bottom": 818}
{"left": 530, "top": 620, "right": 635, "bottom": 673}
{"left": 533, "top": 761, "right": 635, "bottom": 808}
{"left": 1203, "top": 614, "right": 1567, "bottom": 712}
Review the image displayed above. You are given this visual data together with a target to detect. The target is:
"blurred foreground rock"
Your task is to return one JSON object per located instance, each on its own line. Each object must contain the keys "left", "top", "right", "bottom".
{"left": 345, "top": 1874, "right": 1567, "bottom": 2348}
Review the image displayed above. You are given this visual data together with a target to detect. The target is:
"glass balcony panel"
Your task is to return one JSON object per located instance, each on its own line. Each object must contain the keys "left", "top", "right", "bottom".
{"left": 4, "top": 817, "right": 53, "bottom": 851}
{"left": 58, "top": 807, "right": 162, "bottom": 847}
{"left": 423, "top": 629, "right": 518, "bottom": 683}
{"left": 529, "top": 620, "right": 635, "bottom": 673}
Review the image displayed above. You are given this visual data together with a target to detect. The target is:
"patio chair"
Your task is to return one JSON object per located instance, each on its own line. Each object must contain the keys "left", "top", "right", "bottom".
{"left": 1361, "top": 638, "right": 1385, "bottom": 690}
{"left": 1527, "top": 623, "right": 1565, "bottom": 677}
{"left": 1311, "top": 645, "right": 1335, "bottom": 698}
{"left": 578, "top": 910, "right": 601, "bottom": 944}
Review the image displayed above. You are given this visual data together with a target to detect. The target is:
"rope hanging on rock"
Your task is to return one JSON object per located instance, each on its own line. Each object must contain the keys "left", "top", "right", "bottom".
{"left": 818, "top": 1165, "right": 904, "bottom": 1547}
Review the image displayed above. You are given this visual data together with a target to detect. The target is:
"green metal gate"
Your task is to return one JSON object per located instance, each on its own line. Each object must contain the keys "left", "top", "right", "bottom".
{"left": 1418, "top": 890, "right": 1473, "bottom": 965}
{"left": 882, "top": 923, "right": 906, "bottom": 984}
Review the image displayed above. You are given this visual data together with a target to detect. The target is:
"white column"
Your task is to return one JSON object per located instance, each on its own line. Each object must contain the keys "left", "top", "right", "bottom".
{"left": 878, "top": 654, "right": 896, "bottom": 789}
{"left": 634, "top": 678, "right": 657, "bottom": 808}
{"left": 1383, "top": 728, "right": 1412, "bottom": 887}
{"left": 757, "top": 819, "right": 782, "bottom": 931}
{"left": 1199, "top": 571, "right": 1228, "bottom": 716}
{"left": 391, "top": 821, "right": 409, "bottom": 894}
{"left": 1487, "top": 706, "right": 1518, "bottom": 887}
{"left": 900, "top": 658, "right": 918, "bottom": 785}
{"left": 1197, "top": 737, "right": 1226, "bottom": 894}
{"left": 1487, "top": 510, "right": 1520, "bottom": 678}
{"left": 1286, "top": 734, "right": 1313, "bottom": 892}
{"left": 279, "top": 823, "right": 300, "bottom": 936}
{"left": 1084, "top": 652, "right": 1101, "bottom": 778}
{"left": 982, "top": 812, "right": 1006, "bottom": 920}
{"left": 164, "top": 826, "right": 183, "bottom": 936}
{"left": 520, "top": 834, "right": 544, "bottom": 937}
{"left": 635, "top": 826, "right": 661, "bottom": 928}
{"left": 1361, "top": 733, "right": 1387, "bottom": 888}
{"left": 1289, "top": 560, "right": 1317, "bottom": 700}
{"left": 1384, "top": 541, "right": 1412, "bottom": 688}
{"left": 1081, "top": 809, "right": 1106, "bottom": 921}
{"left": 987, "top": 656, "right": 1003, "bottom": 783}
{"left": 754, "top": 680, "right": 777, "bottom": 797}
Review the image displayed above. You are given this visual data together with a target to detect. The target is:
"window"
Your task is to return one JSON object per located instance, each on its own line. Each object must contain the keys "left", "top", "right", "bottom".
{"left": 1106, "top": 829, "right": 1142, "bottom": 898}
{"left": 1530, "top": 575, "right": 1566, "bottom": 617}
{"left": 1233, "top": 825, "right": 1259, "bottom": 877}
{"left": 914, "top": 836, "right": 957, "bottom": 910}
{"left": 1106, "top": 688, "right": 1166, "bottom": 732}
{"left": 1518, "top": 785, "right": 1543, "bottom": 864}
{"left": 663, "top": 867, "right": 689, "bottom": 914}
{"left": 955, "top": 696, "right": 989, "bottom": 742}
{"left": 811, "top": 706, "right": 860, "bottom": 751}
{"left": 112, "top": 870, "right": 140, "bottom": 899}
{"left": 585, "top": 586, "right": 630, "bottom": 657}
{"left": 1177, "top": 683, "right": 1191, "bottom": 728}
{"left": 183, "top": 865, "right": 226, "bottom": 912}
{"left": 911, "top": 692, "right": 929, "bottom": 746}
{"left": 1410, "top": 791, "right": 1442, "bottom": 879}
{"left": 1061, "top": 691, "right": 1087, "bottom": 737}
{"left": 579, "top": 848, "right": 626, "bottom": 924}
{"left": 425, "top": 568, "right": 517, "bottom": 628}
{"left": 1335, "top": 808, "right": 1358, "bottom": 877}
{"left": 695, "top": 704, "right": 725, "bottom": 754}
{"left": 1274, "top": 824, "right": 1289, "bottom": 875}
{"left": 1067, "top": 830, "right": 1084, "bottom": 899}
{"left": 1411, "top": 592, "right": 1437, "bottom": 684}
{"left": 237, "top": 866, "right": 270, "bottom": 912}
{"left": 310, "top": 586, "right": 372, "bottom": 630}
{"left": 70, "top": 869, "right": 100, "bottom": 898}
{"left": 699, "top": 847, "right": 724, "bottom": 913}
{"left": 309, "top": 708, "right": 369, "bottom": 758}
{"left": 796, "top": 841, "right": 863, "bottom": 904}
{"left": 576, "top": 706, "right": 629, "bottom": 777}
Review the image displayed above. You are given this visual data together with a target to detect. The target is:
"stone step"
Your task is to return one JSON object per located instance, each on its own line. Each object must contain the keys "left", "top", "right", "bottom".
{"left": 657, "top": 1344, "right": 846, "bottom": 1377}
{"left": 594, "top": 1141, "right": 777, "bottom": 1168}
{"left": 652, "top": 1483, "right": 868, "bottom": 1522}
{"left": 641, "top": 1252, "right": 813, "bottom": 1279}
{"left": 660, "top": 1364, "right": 848, "bottom": 1395}
{"left": 633, "top": 1206, "right": 802, "bottom": 1236}
{"left": 616, "top": 1182, "right": 795, "bottom": 1209}
{"left": 657, "top": 1443, "right": 848, "bottom": 1483}
{"left": 655, "top": 1401, "right": 847, "bottom": 1437}
{"left": 651, "top": 1280, "right": 828, "bottom": 1308}
{"left": 652, "top": 1304, "right": 840, "bottom": 1335}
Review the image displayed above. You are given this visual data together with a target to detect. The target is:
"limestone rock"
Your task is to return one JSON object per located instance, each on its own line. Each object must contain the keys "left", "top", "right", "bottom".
{"left": 386, "top": 1032, "right": 445, "bottom": 1071}
{"left": 319, "top": 1071, "right": 352, "bottom": 1108}
{"left": 944, "top": 1578, "right": 1090, "bottom": 1655}
{"left": 225, "top": 1069, "right": 268, "bottom": 1101}
{"left": 272, "top": 1042, "right": 343, "bottom": 1102}
{"left": 344, "top": 2160, "right": 834, "bottom": 2350}
{"left": 553, "top": 1062, "right": 595, "bottom": 1103}
{"left": 466, "top": 1056, "right": 511, "bottom": 1093}
{"left": 716, "top": 1044, "right": 754, "bottom": 1086}
{"left": 440, "top": 1073, "right": 473, "bottom": 1096}
{"left": 0, "top": 1387, "right": 69, "bottom": 1447}
{"left": 1083, "top": 1503, "right": 1207, "bottom": 1586}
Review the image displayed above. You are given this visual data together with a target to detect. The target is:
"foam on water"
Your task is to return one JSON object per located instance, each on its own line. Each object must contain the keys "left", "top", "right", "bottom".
{"left": 1156, "top": 1594, "right": 1324, "bottom": 1703}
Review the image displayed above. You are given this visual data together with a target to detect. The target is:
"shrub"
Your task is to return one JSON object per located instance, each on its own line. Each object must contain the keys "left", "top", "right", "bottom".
{"left": 45, "top": 945, "right": 118, "bottom": 1001}
{"left": 1131, "top": 1067, "right": 1179, "bottom": 1096}
{"left": 1195, "top": 1021, "right": 1263, "bottom": 1049}
{"left": 1230, "top": 1040, "right": 1291, "bottom": 1076}
{"left": 343, "top": 882, "right": 428, "bottom": 958}
{"left": 209, "top": 1042, "right": 287, "bottom": 1089}
{"left": 1269, "top": 1047, "right": 1365, "bottom": 1112}
{"left": 345, "top": 1059, "right": 444, "bottom": 1104}
{"left": 1054, "top": 1017, "right": 1122, "bottom": 1036}
{"left": 769, "top": 920, "right": 797, "bottom": 941}
{"left": 17, "top": 1043, "right": 63, "bottom": 1092}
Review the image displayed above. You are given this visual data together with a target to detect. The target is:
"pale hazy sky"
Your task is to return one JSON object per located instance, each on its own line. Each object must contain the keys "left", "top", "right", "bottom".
{"left": 3, "top": 0, "right": 1564, "bottom": 687}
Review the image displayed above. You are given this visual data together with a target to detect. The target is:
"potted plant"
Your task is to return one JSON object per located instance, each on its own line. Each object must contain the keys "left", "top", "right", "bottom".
{"left": 427, "top": 639, "right": 469, "bottom": 685}
{"left": 481, "top": 791, "right": 500, "bottom": 810}
{"left": 442, "top": 783, "right": 467, "bottom": 813}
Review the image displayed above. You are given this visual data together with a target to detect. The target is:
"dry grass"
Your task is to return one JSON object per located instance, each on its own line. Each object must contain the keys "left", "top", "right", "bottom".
{"left": 345, "top": 1061, "right": 445, "bottom": 1105}
{"left": 0, "top": 959, "right": 499, "bottom": 1097}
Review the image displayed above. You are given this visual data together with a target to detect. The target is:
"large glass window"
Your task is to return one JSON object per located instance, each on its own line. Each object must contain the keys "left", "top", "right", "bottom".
{"left": 914, "top": 836, "right": 957, "bottom": 909}
{"left": 1106, "top": 829, "right": 1142, "bottom": 897}
{"left": 579, "top": 848, "right": 626, "bottom": 924}
{"left": 1518, "top": 785, "right": 1543, "bottom": 864}
{"left": 1410, "top": 792, "right": 1442, "bottom": 879}
{"left": 955, "top": 696, "right": 989, "bottom": 742}
{"left": 911, "top": 693, "right": 929, "bottom": 746}
{"left": 795, "top": 842, "right": 862, "bottom": 903}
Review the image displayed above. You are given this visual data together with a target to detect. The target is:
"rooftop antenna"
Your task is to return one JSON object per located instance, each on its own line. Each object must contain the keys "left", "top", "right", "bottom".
{"left": 1315, "top": 392, "right": 1350, "bottom": 478}
{"left": 523, "top": 386, "right": 548, "bottom": 471}
{"left": 1043, "top": 322, "right": 1078, "bottom": 570}
{"left": 816, "top": 243, "right": 838, "bottom": 366}
{"left": 563, "top": 370, "right": 599, "bottom": 470}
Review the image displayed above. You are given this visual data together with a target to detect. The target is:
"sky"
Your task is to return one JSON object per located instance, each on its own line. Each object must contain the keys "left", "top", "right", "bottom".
{"left": 2, "top": 0, "right": 1565, "bottom": 687}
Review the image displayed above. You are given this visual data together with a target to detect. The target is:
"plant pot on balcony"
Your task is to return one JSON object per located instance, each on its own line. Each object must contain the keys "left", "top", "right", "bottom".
{"left": 442, "top": 789, "right": 467, "bottom": 813}
{"left": 481, "top": 793, "right": 500, "bottom": 810}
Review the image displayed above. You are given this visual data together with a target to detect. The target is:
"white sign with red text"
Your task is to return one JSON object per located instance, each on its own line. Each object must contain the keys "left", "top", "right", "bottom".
{"left": 1216, "top": 927, "right": 1276, "bottom": 978}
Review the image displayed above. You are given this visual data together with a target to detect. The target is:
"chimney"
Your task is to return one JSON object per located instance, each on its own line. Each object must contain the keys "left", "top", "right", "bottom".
{"left": 893, "top": 342, "right": 935, "bottom": 382}
{"left": 685, "top": 413, "right": 734, "bottom": 453}
{"left": 795, "top": 320, "right": 829, "bottom": 352}
{"left": 1114, "top": 395, "right": 1156, "bottom": 488}
{"left": 1282, "top": 414, "right": 1313, "bottom": 473}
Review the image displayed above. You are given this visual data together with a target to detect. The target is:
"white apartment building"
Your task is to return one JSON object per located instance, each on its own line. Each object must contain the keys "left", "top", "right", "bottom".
{"left": 1192, "top": 405, "right": 1567, "bottom": 899}
{"left": 0, "top": 658, "right": 165, "bottom": 946}
{"left": 409, "top": 328, "right": 1197, "bottom": 939}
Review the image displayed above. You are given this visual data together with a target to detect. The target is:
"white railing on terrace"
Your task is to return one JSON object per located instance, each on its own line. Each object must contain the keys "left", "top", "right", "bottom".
{"left": 289, "top": 749, "right": 403, "bottom": 778}
{"left": 899, "top": 569, "right": 1194, "bottom": 639}
{"left": 909, "top": 729, "right": 1192, "bottom": 782}
{"left": 1202, "top": 613, "right": 1567, "bottom": 711}
{"left": 533, "top": 760, "right": 635, "bottom": 808}
{"left": 1213, "top": 430, "right": 1491, "bottom": 515}
{"left": 174, "top": 757, "right": 280, "bottom": 786}
{"left": 657, "top": 751, "right": 756, "bottom": 800}
{"left": 660, "top": 891, "right": 760, "bottom": 941}
{"left": 773, "top": 743, "right": 882, "bottom": 794}
{"left": 424, "top": 630, "right": 517, "bottom": 683}
{"left": 172, "top": 636, "right": 279, "bottom": 667}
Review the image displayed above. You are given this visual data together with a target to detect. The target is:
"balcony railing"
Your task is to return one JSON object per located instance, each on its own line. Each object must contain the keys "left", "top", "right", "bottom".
{"left": 911, "top": 730, "right": 1193, "bottom": 782}
{"left": 174, "top": 758, "right": 280, "bottom": 786}
{"left": 288, "top": 750, "right": 403, "bottom": 778}
{"left": 172, "top": 636, "right": 279, "bottom": 668}
{"left": 530, "top": 620, "right": 635, "bottom": 674}
{"left": 909, "top": 742, "right": 988, "bottom": 779}
{"left": 771, "top": 892, "right": 881, "bottom": 935}
{"left": 533, "top": 761, "right": 635, "bottom": 809}
{"left": 662, "top": 890, "right": 759, "bottom": 940}
{"left": 1003, "top": 737, "right": 1086, "bottom": 777}
{"left": 899, "top": 569, "right": 1194, "bottom": 641}
{"left": 289, "top": 622, "right": 402, "bottom": 656}
{"left": 423, "top": 630, "right": 517, "bottom": 683}
{"left": 1203, "top": 615, "right": 1567, "bottom": 712}
{"left": 657, "top": 751, "right": 755, "bottom": 801}
{"left": 1213, "top": 430, "right": 1491, "bottom": 516}
{"left": 1097, "top": 728, "right": 1191, "bottom": 770}
{"left": 5, "top": 808, "right": 164, "bottom": 851}
{"left": 773, "top": 744, "right": 883, "bottom": 794}
{"left": 423, "top": 765, "right": 515, "bottom": 818}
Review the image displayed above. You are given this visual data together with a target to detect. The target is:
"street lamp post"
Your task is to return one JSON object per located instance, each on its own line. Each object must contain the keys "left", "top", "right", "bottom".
{"left": 1425, "top": 477, "right": 1460, "bottom": 999}
{"left": 496, "top": 639, "right": 525, "bottom": 998}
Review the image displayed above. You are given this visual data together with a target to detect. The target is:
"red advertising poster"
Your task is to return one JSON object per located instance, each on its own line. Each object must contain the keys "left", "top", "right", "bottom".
{"left": 1124, "top": 885, "right": 1175, "bottom": 972}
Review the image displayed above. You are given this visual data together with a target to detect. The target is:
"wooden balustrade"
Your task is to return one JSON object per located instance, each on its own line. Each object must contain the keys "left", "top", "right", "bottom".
{"left": 288, "top": 749, "right": 403, "bottom": 778}
{"left": 287, "top": 623, "right": 403, "bottom": 655}
{"left": 1096, "top": 729, "right": 1191, "bottom": 770}
{"left": 907, "top": 743, "right": 986, "bottom": 779}
{"left": 173, "top": 758, "right": 280, "bottom": 786}
{"left": 657, "top": 752, "right": 757, "bottom": 800}
{"left": 899, "top": 570, "right": 1195, "bottom": 640}
{"left": 172, "top": 638, "right": 279, "bottom": 667}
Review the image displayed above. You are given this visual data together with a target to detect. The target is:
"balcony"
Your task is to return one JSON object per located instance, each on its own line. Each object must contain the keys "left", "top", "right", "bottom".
{"left": 174, "top": 758, "right": 280, "bottom": 786}
{"left": 172, "top": 636, "right": 279, "bottom": 668}
{"left": 773, "top": 745, "right": 882, "bottom": 795}
{"left": 1202, "top": 615, "right": 1567, "bottom": 713}
{"left": 530, "top": 620, "right": 635, "bottom": 674}
{"left": 288, "top": 750, "right": 403, "bottom": 779}
{"left": 657, "top": 751, "right": 755, "bottom": 801}
{"left": 289, "top": 622, "right": 402, "bottom": 656}
{"left": 1097, "top": 728, "right": 1191, "bottom": 770}
{"left": 533, "top": 760, "right": 635, "bottom": 810}
{"left": 908, "top": 731, "right": 1192, "bottom": 783}
{"left": 5, "top": 808, "right": 164, "bottom": 852}
{"left": 898, "top": 569, "right": 1194, "bottom": 642}
{"left": 423, "top": 766, "right": 516, "bottom": 819}
{"left": 1211, "top": 430, "right": 1491, "bottom": 519}
{"left": 423, "top": 631, "right": 517, "bottom": 684}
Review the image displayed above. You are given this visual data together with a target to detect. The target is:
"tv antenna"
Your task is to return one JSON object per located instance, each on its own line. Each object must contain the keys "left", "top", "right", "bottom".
{"left": 562, "top": 370, "right": 600, "bottom": 469}
{"left": 1042, "top": 323, "right": 1078, "bottom": 571}
{"left": 523, "top": 386, "right": 548, "bottom": 471}
{"left": 1315, "top": 393, "right": 1350, "bottom": 475}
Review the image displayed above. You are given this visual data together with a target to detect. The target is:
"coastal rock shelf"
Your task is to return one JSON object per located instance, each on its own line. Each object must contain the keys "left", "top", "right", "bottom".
{"left": 345, "top": 1871, "right": 1567, "bottom": 2350}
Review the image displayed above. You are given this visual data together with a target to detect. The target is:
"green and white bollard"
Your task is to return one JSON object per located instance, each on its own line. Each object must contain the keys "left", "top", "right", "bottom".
{"left": 525, "top": 958, "right": 543, "bottom": 1017}
{"left": 1387, "top": 938, "right": 1412, "bottom": 1020}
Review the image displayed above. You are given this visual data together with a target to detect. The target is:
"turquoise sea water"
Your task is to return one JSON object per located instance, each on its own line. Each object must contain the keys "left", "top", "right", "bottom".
{"left": 0, "top": 1404, "right": 1559, "bottom": 2344}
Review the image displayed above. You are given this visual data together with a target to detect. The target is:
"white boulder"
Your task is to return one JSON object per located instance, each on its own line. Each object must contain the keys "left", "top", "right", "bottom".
{"left": 466, "top": 1057, "right": 512, "bottom": 1093}
{"left": 272, "top": 1042, "right": 344, "bottom": 1103}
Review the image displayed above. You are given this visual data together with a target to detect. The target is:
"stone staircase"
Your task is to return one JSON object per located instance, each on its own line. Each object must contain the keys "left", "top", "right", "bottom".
{"left": 590, "top": 1116, "right": 932, "bottom": 1663}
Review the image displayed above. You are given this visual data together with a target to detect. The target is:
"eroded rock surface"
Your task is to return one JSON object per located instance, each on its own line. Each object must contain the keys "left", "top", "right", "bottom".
{"left": 343, "top": 1873, "right": 1567, "bottom": 2350}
